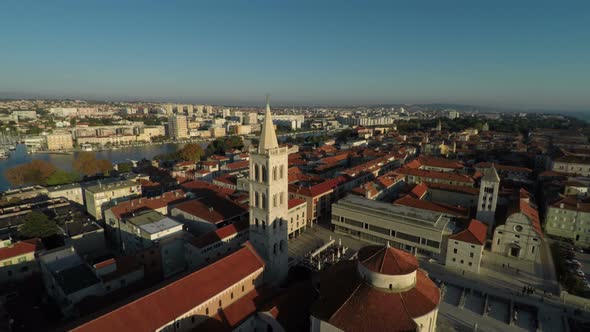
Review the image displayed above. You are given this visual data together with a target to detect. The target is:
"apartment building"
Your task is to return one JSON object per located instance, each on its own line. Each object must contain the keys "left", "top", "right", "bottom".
{"left": 46, "top": 132, "right": 74, "bottom": 151}
{"left": 545, "top": 197, "right": 590, "bottom": 247}
{"left": 84, "top": 180, "right": 142, "bottom": 220}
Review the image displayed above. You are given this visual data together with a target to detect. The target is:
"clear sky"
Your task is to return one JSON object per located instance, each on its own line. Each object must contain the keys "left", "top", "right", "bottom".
{"left": 1, "top": 0, "right": 589, "bottom": 110}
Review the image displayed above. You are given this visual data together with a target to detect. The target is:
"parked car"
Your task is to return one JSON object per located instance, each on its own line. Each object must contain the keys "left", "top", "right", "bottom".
{"left": 574, "top": 269, "right": 585, "bottom": 277}
{"left": 566, "top": 259, "right": 582, "bottom": 267}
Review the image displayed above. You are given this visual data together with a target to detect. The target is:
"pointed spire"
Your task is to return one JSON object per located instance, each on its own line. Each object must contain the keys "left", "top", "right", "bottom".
{"left": 258, "top": 95, "right": 279, "bottom": 152}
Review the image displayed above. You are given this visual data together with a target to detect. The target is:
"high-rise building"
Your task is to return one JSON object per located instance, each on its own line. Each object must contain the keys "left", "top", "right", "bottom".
{"left": 164, "top": 103, "right": 174, "bottom": 115}
{"left": 176, "top": 104, "right": 184, "bottom": 114}
{"left": 476, "top": 166, "right": 500, "bottom": 236}
{"left": 168, "top": 115, "right": 188, "bottom": 139}
{"left": 186, "top": 104, "right": 194, "bottom": 115}
{"left": 248, "top": 99, "right": 289, "bottom": 285}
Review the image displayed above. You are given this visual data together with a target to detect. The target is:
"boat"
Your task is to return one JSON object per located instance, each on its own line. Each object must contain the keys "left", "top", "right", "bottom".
{"left": 8, "top": 146, "right": 16, "bottom": 151}
{"left": 0, "top": 150, "right": 7, "bottom": 159}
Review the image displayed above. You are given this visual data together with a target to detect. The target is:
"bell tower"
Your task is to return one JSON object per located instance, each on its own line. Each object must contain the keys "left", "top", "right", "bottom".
{"left": 476, "top": 165, "right": 500, "bottom": 236}
{"left": 248, "top": 97, "right": 289, "bottom": 284}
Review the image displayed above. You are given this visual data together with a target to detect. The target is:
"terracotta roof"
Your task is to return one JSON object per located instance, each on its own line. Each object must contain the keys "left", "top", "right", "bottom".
{"left": 475, "top": 162, "right": 532, "bottom": 173}
{"left": 516, "top": 191, "right": 543, "bottom": 238}
{"left": 108, "top": 190, "right": 186, "bottom": 219}
{"left": 289, "top": 176, "right": 347, "bottom": 197}
{"left": 449, "top": 219, "right": 487, "bottom": 245}
{"left": 551, "top": 197, "right": 590, "bottom": 213}
{"left": 173, "top": 196, "right": 247, "bottom": 225}
{"left": 181, "top": 180, "right": 235, "bottom": 196}
{"left": 358, "top": 245, "right": 418, "bottom": 276}
{"left": 424, "top": 182, "right": 479, "bottom": 196}
{"left": 396, "top": 168, "right": 474, "bottom": 184}
{"left": 288, "top": 198, "right": 306, "bottom": 210}
{"left": 417, "top": 156, "right": 464, "bottom": 170}
{"left": 311, "top": 259, "right": 439, "bottom": 332}
{"left": 72, "top": 243, "right": 265, "bottom": 332}
{"left": 0, "top": 239, "right": 39, "bottom": 261}
{"left": 224, "top": 160, "right": 249, "bottom": 170}
{"left": 190, "top": 220, "right": 249, "bottom": 249}
{"left": 394, "top": 195, "right": 469, "bottom": 218}
{"left": 409, "top": 183, "right": 428, "bottom": 199}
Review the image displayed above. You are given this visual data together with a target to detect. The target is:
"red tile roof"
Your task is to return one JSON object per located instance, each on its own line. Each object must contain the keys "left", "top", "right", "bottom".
{"left": 108, "top": 190, "right": 186, "bottom": 219}
{"left": 418, "top": 156, "right": 464, "bottom": 170}
{"left": 72, "top": 243, "right": 265, "bottom": 332}
{"left": 173, "top": 196, "right": 247, "bottom": 224}
{"left": 288, "top": 198, "right": 306, "bottom": 210}
{"left": 517, "top": 190, "right": 543, "bottom": 238}
{"left": 224, "top": 160, "right": 249, "bottom": 170}
{"left": 425, "top": 181, "right": 479, "bottom": 196}
{"left": 190, "top": 220, "right": 249, "bottom": 249}
{"left": 312, "top": 259, "right": 439, "bottom": 332}
{"left": 551, "top": 197, "right": 590, "bottom": 213}
{"left": 394, "top": 195, "right": 469, "bottom": 218}
{"left": 449, "top": 219, "right": 487, "bottom": 245}
{"left": 289, "top": 176, "right": 347, "bottom": 197}
{"left": 0, "top": 239, "right": 39, "bottom": 261}
{"left": 409, "top": 183, "right": 428, "bottom": 199}
{"left": 358, "top": 245, "right": 418, "bottom": 276}
{"left": 396, "top": 168, "right": 474, "bottom": 184}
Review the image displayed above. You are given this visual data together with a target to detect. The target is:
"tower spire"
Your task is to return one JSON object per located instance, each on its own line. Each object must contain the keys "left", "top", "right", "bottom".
{"left": 259, "top": 95, "right": 279, "bottom": 152}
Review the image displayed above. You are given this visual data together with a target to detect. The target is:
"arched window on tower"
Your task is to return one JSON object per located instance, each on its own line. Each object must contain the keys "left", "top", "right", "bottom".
{"left": 254, "top": 164, "right": 260, "bottom": 181}
{"left": 273, "top": 166, "right": 277, "bottom": 181}
{"left": 262, "top": 193, "right": 267, "bottom": 209}
{"left": 255, "top": 193, "right": 260, "bottom": 208}
{"left": 273, "top": 194, "right": 277, "bottom": 207}
{"left": 280, "top": 240, "right": 285, "bottom": 253}
{"left": 273, "top": 243, "right": 278, "bottom": 255}
{"left": 262, "top": 165, "right": 267, "bottom": 183}
{"left": 279, "top": 165, "right": 284, "bottom": 179}
{"left": 280, "top": 192, "right": 284, "bottom": 205}
{"left": 255, "top": 218, "right": 259, "bottom": 227}
{"left": 262, "top": 220, "right": 266, "bottom": 230}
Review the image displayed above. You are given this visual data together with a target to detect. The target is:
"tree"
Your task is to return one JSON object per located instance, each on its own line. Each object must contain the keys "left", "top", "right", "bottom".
{"left": 74, "top": 152, "right": 112, "bottom": 176}
{"left": 45, "top": 170, "right": 81, "bottom": 186}
{"left": 178, "top": 143, "right": 204, "bottom": 161}
{"left": 4, "top": 160, "right": 56, "bottom": 186}
{"left": 117, "top": 161, "right": 134, "bottom": 173}
{"left": 19, "top": 211, "right": 58, "bottom": 239}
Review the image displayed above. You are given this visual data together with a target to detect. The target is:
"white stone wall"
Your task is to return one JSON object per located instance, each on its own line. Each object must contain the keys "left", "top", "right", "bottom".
{"left": 491, "top": 213, "right": 540, "bottom": 261}
{"left": 445, "top": 240, "right": 483, "bottom": 273}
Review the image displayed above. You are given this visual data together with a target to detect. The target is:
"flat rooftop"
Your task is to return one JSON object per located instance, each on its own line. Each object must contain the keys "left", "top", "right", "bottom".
{"left": 84, "top": 179, "right": 138, "bottom": 193}
{"left": 127, "top": 211, "right": 182, "bottom": 235}
{"left": 333, "top": 194, "right": 453, "bottom": 232}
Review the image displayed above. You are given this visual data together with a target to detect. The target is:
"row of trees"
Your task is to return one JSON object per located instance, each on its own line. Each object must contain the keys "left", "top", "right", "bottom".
{"left": 154, "top": 137, "right": 243, "bottom": 162}
{"left": 4, "top": 152, "right": 112, "bottom": 187}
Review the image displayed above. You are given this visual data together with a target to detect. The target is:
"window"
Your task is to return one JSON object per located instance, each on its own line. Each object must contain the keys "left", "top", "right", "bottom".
{"left": 255, "top": 165, "right": 260, "bottom": 181}
{"left": 452, "top": 258, "right": 456, "bottom": 262}
{"left": 531, "top": 246, "right": 535, "bottom": 254}
{"left": 273, "top": 166, "right": 277, "bottom": 181}
{"left": 231, "top": 292, "right": 234, "bottom": 299}
{"left": 497, "top": 239, "right": 500, "bottom": 245}
{"left": 468, "top": 262, "right": 473, "bottom": 266}
{"left": 470, "top": 252, "right": 474, "bottom": 258}
{"left": 453, "top": 248, "right": 458, "bottom": 254}
{"left": 280, "top": 165, "right": 284, "bottom": 179}
{"left": 255, "top": 218, "right": 259, "bottom": 227}
{"left": 219, "top": 300, "right": 222, "bottom": 307}
{"left": 262, "top": 220, "right": 266, "bottom": 230}
{"left": 460, "top": 260, "right": 464, "bottom": 264}
{"left": 206, "top": 307, "right": 209, "bottom": 315}
{"left": 262, "top": 165, "right": 267, "bottom": 182}
{"left": 242, "top": 285, "right": 245, "bottom": 292}
{"left": 192, "top": 316, "right": 195, "bottom": 324}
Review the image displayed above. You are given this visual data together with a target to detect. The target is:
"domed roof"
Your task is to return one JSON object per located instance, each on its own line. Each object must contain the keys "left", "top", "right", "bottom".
{"left": 358, "top": 245, "right": 418, "bottom": 276}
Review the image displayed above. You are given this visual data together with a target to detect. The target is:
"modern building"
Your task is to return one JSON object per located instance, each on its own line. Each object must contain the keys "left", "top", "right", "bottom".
{"left": 311, "top": 244, "right": 440, "bottom": 332}
{"left": 545, "top": 197, "right": 590, "bottom": 247}
{"left": 83, "top": 180, "right": 142, "bottom": 220}
{"left": 248, "top": 99, "right": 289, "bottom": 285}
{"left": 476, "top": 166, "right": 500, "bottom": 236}
{"left": 169, "top": 115, "right": 189, "bottom": 139}
{"left": 332, "top": 195, "right": 454, "bottom": 258}
{"left": 446, "top": 219, "right": 487, "bottom": 273}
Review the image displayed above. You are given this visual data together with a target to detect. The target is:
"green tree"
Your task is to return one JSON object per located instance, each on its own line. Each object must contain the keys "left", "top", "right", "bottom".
{"left": 19, "top": 211, "right": 58, "bottom": 239}
{"left": 45, "top": 170, "right": 81, "bottom": 186}
{"left": 178, "top": 143, "right": 204, "bottom": 161}
{"left": 117, "top": 161, "right": 134, "bottom": 173}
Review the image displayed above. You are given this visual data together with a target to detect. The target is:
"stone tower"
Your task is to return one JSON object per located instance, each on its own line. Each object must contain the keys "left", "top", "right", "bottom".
{"left": 476, "top": 165, "right": 500, "bottom": 236}
{"left": 436, "top": 119, "right": 442, "bottom": 131}
{"left": 248, "top": 97, "right": 289, "bottom": 285}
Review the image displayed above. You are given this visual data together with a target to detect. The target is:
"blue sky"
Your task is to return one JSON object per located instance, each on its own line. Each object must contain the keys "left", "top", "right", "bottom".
{"left": 0, "top": 0, "right": 589, "bottom": 110}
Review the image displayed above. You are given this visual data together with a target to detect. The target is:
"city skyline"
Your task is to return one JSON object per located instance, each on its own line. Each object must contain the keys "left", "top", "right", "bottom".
{"left": 1, "top": 1, "right": 589, "bottom": 110}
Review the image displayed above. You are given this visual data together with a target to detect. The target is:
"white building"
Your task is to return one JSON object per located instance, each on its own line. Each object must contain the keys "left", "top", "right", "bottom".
{"left": 446, "top": 219, "right": 487, "bottom": 273}
{"left": 248, "top": 99, "right": 289, "bottom": 285}
{"left": 491, "top": 190, "right": 542, "bottom": 261}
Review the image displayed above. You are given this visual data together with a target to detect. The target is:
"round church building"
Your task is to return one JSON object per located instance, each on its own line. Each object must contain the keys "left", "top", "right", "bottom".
{"left": 311, "top": 244, "right": 440, "bottom": 332}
